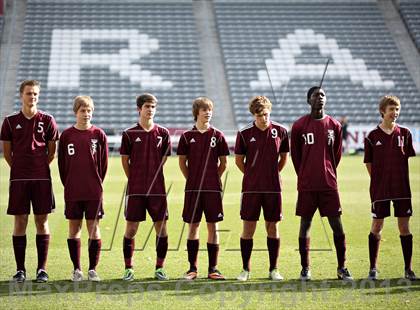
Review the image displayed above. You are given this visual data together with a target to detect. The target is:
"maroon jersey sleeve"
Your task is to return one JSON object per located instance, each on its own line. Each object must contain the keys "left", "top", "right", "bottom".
{"left": 234, "top": 131, "right": 246, "bottom": 155}
{"left": 363, "top": 135, "right": 373, "bottom": 163}
{"left": 120, "top": 131, "right": 131, "bottom": 155}
{"left": 279, "top": 127, "right": 289, "bottom": 153}
{"left": 290, "top": 121, "right": 303, "bottom": 174}
{"left": 406, "top": 129, "right": 416, "bottom": 157}
{"left": 161, "top": 128, "right": 172, "bottom": 157}
{"left": 58, "top": 131, "right": 68, "bottom": 185}
{"left": 333, "top": 121, "right": 342, "bottom": 166}
{"left": 98, "top": 129, "right": 108, "bottom": 181}
{"left": 177, "top": 133, "right": 188, "bottom": 155}
{"left": 45, "top": 116, "right": 59, "bottom": 141}
{"left": 0, "top": 117, "right": 12, "bottom": 141}
{"left": 217, "top": 132, "right": 230, "bottom": 156}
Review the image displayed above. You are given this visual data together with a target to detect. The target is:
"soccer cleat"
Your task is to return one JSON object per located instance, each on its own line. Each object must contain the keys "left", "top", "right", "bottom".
{"left": 237, "top": 270, "right": 250, "bottom": 281}
{"left": 208, "top": 269, "right": 226, "bottom": 280}
{"left": 300, "top": 267, "right": 311, "bottom": 281}
{"left": 35, "top": 269, "right": 49, "bottom": 283}
{"left": 367, "top": 268, "right": 378, "bottom": 281}
{"left": 71, "top": 269, "right": 84, "bottom": 282}
{"left": 404, "top": 269, "right": 418, "bottom": 281}
{"left": 88, "top": 270, "right": 101, "bottom": 282}
{"left": 12, "top": 270, "right": 26, "bottom": 283}
{"left": 123, "top": 268, "right": 134, "bottom": 281}
{"left": 337, "top": 267, "right": 353, "bottom": 281}
{"left": 183, "top": 269, "right": 198, "bottom": 280}
{"left": 154, "top": 268, "right": 169, "bottom": 281}
{"left": 269, "top": 269, "right": 284, "bottom": 281}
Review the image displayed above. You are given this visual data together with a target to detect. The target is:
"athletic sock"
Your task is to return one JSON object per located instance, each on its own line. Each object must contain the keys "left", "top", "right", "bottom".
{"left": 88, "top": 239, "right": 102, "bottom": 271}
{"left": 240, "top": 238, "right": 253, "bottom": 271}
{"left": 156, "top": 236, "right": 168, "bottom": 269}
{"left": 333, "top": 234, "right": 346, "bottom": 269}
{"left": 187, "top": 239, "right": 199, "bottom": 271}
{"left": 299, "top": 237, "right": 310, "bottom": 269}
{"left": 123, "top": 237, "right": 135, "bottom": 269}
{"left": 13, "top": 235, "right": 27, "bottom": 272}
{"left": 400, "top": 234, "right": 413, "bottom": 271}
{"left": 207, "top": 243, "right": 219, "bottom": 272}
{"left": 67, "top": 238, "right": 81, "bottom": 270}
{"left": 267, "top": 237, "right": 280, "bottom": 272}
{"left": 36, "top": 234, "right": 50, "bottom": 271}
{"left": 368, "top": 233, "right": 380, "bottom": 269}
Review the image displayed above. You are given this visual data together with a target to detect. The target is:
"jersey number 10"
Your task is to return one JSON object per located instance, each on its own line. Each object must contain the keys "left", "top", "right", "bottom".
{"left": 302, "top": 133, "right": 315, "bottom": 145}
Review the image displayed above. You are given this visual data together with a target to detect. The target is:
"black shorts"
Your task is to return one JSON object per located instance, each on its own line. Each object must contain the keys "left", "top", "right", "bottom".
{"left": 371, "top": 199, "right": 412, "bottom": 219}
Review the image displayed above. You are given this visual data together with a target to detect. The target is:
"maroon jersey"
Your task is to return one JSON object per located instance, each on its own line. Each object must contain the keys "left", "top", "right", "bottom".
{"left": 235, "top": 121, "right": 289, "bottom": 192}
{"left": 177, "top": 126, "right": 230, "bottom": 192}
{"left": 58, "top": 126, "right": 108, "bottom": 201}
{"left": 291, "top": 114, "right": 342, "bottom": 191}
{"left": 120, "top": 123, "right": 171, "bottom": 195}
{"left": 364, "top": 125, "right": 415, "bottom": 202}
{"left": 0, "top": 110, "right": 59, "bottom": 180}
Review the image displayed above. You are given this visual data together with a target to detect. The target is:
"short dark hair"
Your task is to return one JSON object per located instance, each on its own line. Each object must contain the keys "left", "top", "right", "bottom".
{"left": 307, "top": 86, "right": 323, "bottom": 102}
{"left": 136, "top": 93, "right": 157, "bottom": 109}
{"left": 19, "top": 80, "right": 41, "bottom": 94}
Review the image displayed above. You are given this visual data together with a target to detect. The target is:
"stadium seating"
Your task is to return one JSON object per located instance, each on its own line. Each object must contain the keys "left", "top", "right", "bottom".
{"left": 15, "top": 0, "right": 205, "bottom": 132}
{"left": 213, "top": 0, "right": 420, "bottom": 128}
{"left": 399, "top": 0, "right": 420, "bottom": 51}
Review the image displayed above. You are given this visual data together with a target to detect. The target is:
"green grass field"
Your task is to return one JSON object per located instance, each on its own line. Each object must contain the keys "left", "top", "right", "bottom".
{"left": 0, "top": 155, "right": 419, "bottom": 309}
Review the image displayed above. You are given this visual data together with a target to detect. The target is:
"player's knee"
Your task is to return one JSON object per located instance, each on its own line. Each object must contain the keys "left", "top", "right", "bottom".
{"left": 265, "top": 221, "right": 278, "bottom": 238}
{"left": 328, "top": 217, "right": 344, "bottom": 236}
{"left": 398, "top": 224, "right": 410, "bottom": 235}
{"left": 370, "top": 220, "right": 383, "bottom": 235}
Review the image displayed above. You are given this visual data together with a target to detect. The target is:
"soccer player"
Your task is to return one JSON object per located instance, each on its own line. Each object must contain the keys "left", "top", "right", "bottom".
{"left": 0, "top": 80, "right": 59, "bottom": 283}
{"left": 120, "top": 93, "right": 171, "bottom": 281}
{"left": 58, "top": 96, "right": 108, "bottom": 282}
{"left": 235, "top": 96, "right": 289, "bottom": 281}
{"left": 290, "top": 86, "right": 352, "bottom": 281}
{"left": 364, "top": 95, "right": 417, "bottom": 281}
{"left": 177, "top": 97, "right": 229, "bottom": 280}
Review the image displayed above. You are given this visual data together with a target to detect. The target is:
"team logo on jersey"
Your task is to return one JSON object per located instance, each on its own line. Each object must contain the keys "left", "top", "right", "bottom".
{"left": 91, "top": 139, "right": 98, "bottom": 154}
{"left": 15, "top": 124, "right": 22, "bottom": 129}
{"left": 327, "top": 130, "right": 335, "bottom": 145}
{"left": 375, "top": 141, "right": 382, "bottom": 146}
{"left": 190, "top": 138, "right": 196, "bottom": 143}
{"left": 250, "top": 137, "right": 256, "bottom": 142}
{"left": 135, "top": 137, "right": 141, "bottom": 142}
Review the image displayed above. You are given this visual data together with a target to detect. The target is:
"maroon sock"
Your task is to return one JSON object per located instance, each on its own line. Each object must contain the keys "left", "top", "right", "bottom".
{"left": 267, "top": 237, "right": 280, "bottom": 271}
{"left": 400, "top": 234, "right": 413, "bottom": 271}
{"left": 67, "top": 238, "right": 81, "bottom": 270}
{"left": 333, "top": 234, "right": 346, "bottom": 269}
{"left": 156, "top": 236, "right": 168, "bottom": 269}
{"left": 88, "top": 239, "right": 102, "bottom": 270}
{"left": 299, "top": 237, "right": 310, "bottom": 269}
{"left": 36, "top": 234, "right": 50, "bottom": 271}
{"left": 13, "top": 235, "right": 27, "bottom": 271}
{"left": 368, "top": 233, "right": 380, "bottom": 269}
{"left": 187, "top": 239, "right": 199, "bottom": 271}
{"left": 207, "top": 243, "right": 219, "bottom": 272}
{"left": 123, "top": 237, "right": 135, "bottom": 269}
{"left": 240, "top": 238, "right": 253, "bottom": 271}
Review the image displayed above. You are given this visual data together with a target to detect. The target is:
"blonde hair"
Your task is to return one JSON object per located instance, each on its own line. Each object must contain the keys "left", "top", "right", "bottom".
{"left": 73, "top": 96, "right": 94, "bottom": 113}
{"left": 192, "top": 97, "right": 213, "bottom": 121}
{"left": 379, "top": 95, "right": 400, "bottom": 118}
{"left": 249, "top": 95, "right": 272, "bottom": 115}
